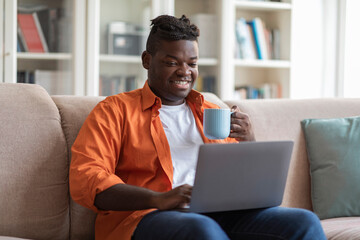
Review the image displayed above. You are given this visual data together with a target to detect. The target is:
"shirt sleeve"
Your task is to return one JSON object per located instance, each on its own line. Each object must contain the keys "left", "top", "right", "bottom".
{"left": 69, "top": 99, "right": 124, "bottom": 213}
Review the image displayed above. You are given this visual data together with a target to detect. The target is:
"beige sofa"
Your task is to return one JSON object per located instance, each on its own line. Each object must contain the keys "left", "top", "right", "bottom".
{"left": 0, "top": 83, "right": 359, "bottom": 240}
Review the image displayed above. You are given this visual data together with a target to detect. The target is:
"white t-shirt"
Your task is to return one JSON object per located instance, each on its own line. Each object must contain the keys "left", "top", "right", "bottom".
{"left": 158, "top": 102, "right": 204, "bottom": 188}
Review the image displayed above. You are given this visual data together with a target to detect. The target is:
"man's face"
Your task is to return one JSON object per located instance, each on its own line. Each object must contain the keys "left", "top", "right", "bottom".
{"left": 143, "top": 40, "right": 199, "bottom": 105}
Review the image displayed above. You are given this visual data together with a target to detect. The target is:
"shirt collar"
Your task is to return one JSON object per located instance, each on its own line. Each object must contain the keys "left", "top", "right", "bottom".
{"left": 141, "top": 80, "right": 161, "bottom": 111}
{"left": 141, "top": 80, "right": 204, "bottom": 111}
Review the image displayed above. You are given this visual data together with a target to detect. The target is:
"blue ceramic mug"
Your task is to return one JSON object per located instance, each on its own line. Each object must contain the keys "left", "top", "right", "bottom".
{"left": 203, "top": 108, "right": 232, "bottom": 139}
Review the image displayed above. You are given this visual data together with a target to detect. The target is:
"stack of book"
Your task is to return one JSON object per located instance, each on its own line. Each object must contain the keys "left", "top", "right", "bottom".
{"left": 234, "top": 83, "right": 282, "bottom": 99}
{"left": 17, "top": 5, "right": 68, "bottom": 53}
{"left": 17, "top": 70, "right": 72, "bottom": 95}
{"left": 235, "top": 17, "right": 280, "bottom": 60}
{"left": 99, "top": 75, "right": 139, "bottom": 96}
{"left": 194, "top": 75, "right": 216, "bottom": 93}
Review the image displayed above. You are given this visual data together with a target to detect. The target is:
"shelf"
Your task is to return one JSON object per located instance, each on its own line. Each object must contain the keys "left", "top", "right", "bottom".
{"left": 234, "top": 59, "right": 290, "bottom": 69}
{"left": 100, "top": 54, "right": 218, "bottom": 66}
{"left": 198, "top": 58, "right": 218, "bottom": 66}
{"left": 17, "top": 53, "right": 72, "bottom": 60}
{"left": 100, "top": 54, "right": 141, "bottom": 63}
{"left": 234, "top": 1, "right": 292, "bottom": 11}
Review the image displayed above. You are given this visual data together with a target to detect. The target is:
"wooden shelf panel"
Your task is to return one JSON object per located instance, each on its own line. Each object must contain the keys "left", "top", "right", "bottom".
{"left": 100, "top": 54, "right": 218, "bottom": 66}
{"left": 17, "top": 53, "right": 72, "bottom": 60}
{"left": 234, "top": 1, "right": 292, "bottom": 11}
{"left": 234, "top": 59, "right": 290, "bottom": 68}
{"left": 100, "top": 54, "right": 141, "bottom": 63}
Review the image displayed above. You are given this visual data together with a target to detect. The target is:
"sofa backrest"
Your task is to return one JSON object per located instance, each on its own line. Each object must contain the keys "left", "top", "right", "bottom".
{"left": 0, "top": 83, "right": 69, "bottom": 239}
{"left": 52, "top": 96, "right": 105, "bottom": 240}
{"left": 225, "top": 98, "right": 360, "bottom": 210}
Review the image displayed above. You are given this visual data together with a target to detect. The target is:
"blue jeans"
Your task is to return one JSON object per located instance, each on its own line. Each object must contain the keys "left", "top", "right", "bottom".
{"left": 132, "top": 207, "right": 326, "bottom": 240}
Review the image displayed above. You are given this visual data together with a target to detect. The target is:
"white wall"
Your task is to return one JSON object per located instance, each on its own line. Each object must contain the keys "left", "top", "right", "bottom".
{"left": 290, "top": 0, "right": 324, "bottom": 99}
{"left": 321, "top": 0, "right": 339, "bottom": 97}
{"left": 291, "top": 0, "right": 360, "bottom": 99}
{"left": 343, "top": 0, "right": 360, "bottom": 97}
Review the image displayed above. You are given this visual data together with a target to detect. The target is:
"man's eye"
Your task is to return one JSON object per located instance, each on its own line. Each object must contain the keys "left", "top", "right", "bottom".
{"left": 166, "top": 62, "right": 177, "bottom": 66}
{"left": 189, "top": 63, "right": 197, "bottom": 67}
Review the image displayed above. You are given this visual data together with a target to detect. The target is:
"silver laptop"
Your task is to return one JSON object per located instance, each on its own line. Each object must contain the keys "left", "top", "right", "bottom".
{"left": 188, "top": 141, "right": 294, "bottom": 213}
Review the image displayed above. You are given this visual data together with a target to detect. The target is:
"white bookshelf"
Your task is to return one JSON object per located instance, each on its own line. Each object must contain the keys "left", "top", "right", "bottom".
{"left": 2, "top": 0, "right": 86, "bottom": 95}
{"left": 2, "top": 0, "right": 295, "bottom": 99}
{"left": 219, "top": 0, "right": 293, "bottom": 100}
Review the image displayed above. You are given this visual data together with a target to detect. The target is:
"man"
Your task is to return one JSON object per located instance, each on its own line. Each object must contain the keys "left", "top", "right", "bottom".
{"left": 70, "top": 15, "right": 326, "bottom": 240}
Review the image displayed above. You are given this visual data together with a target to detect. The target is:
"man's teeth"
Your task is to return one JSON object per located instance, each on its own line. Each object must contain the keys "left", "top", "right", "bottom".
{"left": 174, "top": 81, "right": 189, "bottom": 85}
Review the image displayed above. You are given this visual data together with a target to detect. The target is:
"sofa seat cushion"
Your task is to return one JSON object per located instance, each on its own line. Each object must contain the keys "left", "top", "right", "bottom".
{"left": 321, "top": 217, "right": 360, "bottom": 240}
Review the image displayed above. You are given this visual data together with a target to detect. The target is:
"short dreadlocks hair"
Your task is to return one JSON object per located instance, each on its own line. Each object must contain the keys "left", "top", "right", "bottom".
{"left": 146, "top": 15, "right": 200, "bottom": 55}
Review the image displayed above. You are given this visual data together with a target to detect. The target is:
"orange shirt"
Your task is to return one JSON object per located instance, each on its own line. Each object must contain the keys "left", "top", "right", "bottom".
{"left": 70, "top": 82, "right": 237, "bottom": 240}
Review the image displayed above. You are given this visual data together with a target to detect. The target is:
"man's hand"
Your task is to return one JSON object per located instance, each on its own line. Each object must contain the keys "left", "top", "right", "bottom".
{"left": 229, "top": 105, "right": 255, "bottom": 141}
{"left": 151, "top": 184, "right": 192, "bottom": 210}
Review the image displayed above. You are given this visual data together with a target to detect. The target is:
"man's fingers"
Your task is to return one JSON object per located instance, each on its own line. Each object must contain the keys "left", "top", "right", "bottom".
{"left": 230, "top": 124, "right": 247, "bottom": 134}
{"left": 231, "top": 118, "right": 249, "bottom": 127}
{"left": 231, "top": 111, "right": 250, "bottom": 120}
{"left": 229, "top": 132, "right": 250, "bottom": 141}
{"left": 229, "top": 131, "right": 247, "bottom": 138}
{"left": 231, "top": 105, "right": 240, "bottom": 112}
{"left": 176, "top": 184, "right": 192, "bottom": 201}
{"left": 229, "top": 105, "right": 256, "bottom": 142}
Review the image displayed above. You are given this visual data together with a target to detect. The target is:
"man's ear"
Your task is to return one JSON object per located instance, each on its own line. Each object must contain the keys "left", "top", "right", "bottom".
{"left": 142, "top": 51, "right": 151, "bottom": 70}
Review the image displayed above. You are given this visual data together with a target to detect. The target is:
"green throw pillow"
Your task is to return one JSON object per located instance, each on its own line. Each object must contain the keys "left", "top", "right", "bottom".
{"left": 301, "top": 116, "right": 360, "bottom": 219}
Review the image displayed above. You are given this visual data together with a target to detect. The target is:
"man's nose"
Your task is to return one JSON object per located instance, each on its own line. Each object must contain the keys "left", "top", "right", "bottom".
{"left": 176, "top": 64, "right": 191, "bottom": 76}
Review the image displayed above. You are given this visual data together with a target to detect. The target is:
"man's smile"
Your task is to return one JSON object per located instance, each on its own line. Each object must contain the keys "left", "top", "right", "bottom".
{"left": 171, "top": 79, "right": 192, "bottom": 89}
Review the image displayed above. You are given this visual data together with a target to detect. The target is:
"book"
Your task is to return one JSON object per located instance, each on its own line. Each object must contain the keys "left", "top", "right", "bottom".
{"left": 17, "top": 25, "right": 28, "bottom": 52}
{"left": 56, "top": 8, "right": 71, "bottom": 53}
{"left": 235, "top": 18, "right": 256, "bottom": 60}
{"left": 194, "top": 75, "right": 204, "bottom": 92}
{"left": 17, "top": 12, "right": 49, "bottom": 53}
{"left": 100, "top": 75, "right": 140, "bottom": 96}
{"left": 32, "top": 12, "right": 49, "bottom": 52}
{"left": 264, "top": 28, "right": 273, "bottom": 59}
{"left": 234, "top": 86, "right": 248, "bottom": 99}
{"left": 125, "top": 76, "right": 137, "bottom": 92}
{"left": 247, "top": 20, "right": 261, "bottom": 59}
{"left": 17, "top": 40, "right": 21, "bottom": 52}
{"left": 17, "top": 71, "right": 26, "bottom": 83}
{"left": 203, "top": 76, "right": 216, "bottom": 93}
{"left": 17, "top": 71, "right": 34, "bottom": 83}
{"left": 36, "top": 8, "right": 60, "bottom": 52}
{"left": 246, "top": 23, "right": 258, "bottom": 59}
{"left": 34, "top": 70, "right": 71, "bottom": 95}
{"left": 18, "top": 4, "right": 62, "bottom": 53}
{"left": 272, "top": 28, "right": 281, "bottom": 60}
{"left": 248, "top": 18, "right": 269, "bottom": 60}
{"left": 254, "top": 18, "right": 269, "bottom": 60}
{"left": 234, "top": 83, "right": 282, "bottom": 99}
